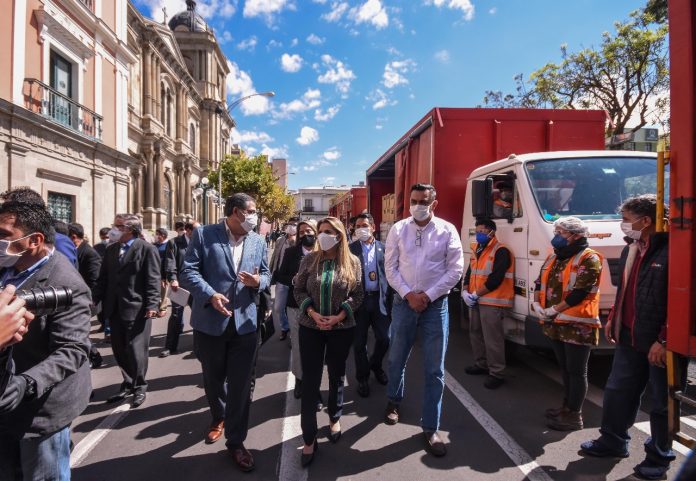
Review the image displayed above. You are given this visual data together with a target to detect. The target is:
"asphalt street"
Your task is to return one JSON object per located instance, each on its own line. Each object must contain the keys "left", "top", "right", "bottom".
{"left": 69, "top": 296, "right": 696, "bottom": 481}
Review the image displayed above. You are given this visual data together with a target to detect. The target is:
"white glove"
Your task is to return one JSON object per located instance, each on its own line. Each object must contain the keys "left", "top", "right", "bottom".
{"left": 462, "top": 292, "right": 479, "bottom": 308}
{"left": 531, "top": 302, "right": 546, "bottom": 318}
{"left": 542, "top": 306, "right": 559, "bottom": 318}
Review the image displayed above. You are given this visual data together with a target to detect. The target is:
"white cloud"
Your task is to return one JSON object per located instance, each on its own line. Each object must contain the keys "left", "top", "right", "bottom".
{"left": 297, "top": 126, "right": 320, "bottom": 146}
{"left": 424, "top": 0, "right": 475, "bottom": 21}
{"left": 489, "top": 7, "right": 497, "bottom": 14}
{"left": 317, "top": 54, "right": 356, "bottom": 95}
{"left": 312, "top": 0, "right": 328, "bottom": 3}
{"left": 243, "top": 0, "right": 294, "bottom": 24}
{"left": 280, "top": 53, "right": 304, "bottom": 73}
{"left": 322, "top": 176, "right": 336, "bottom": 184}
{"left": 143, "top": 0, "right": 237, "bottom": 21}
{"left": 434, "top": 49, "right": 451, "bottom": 63}
{"left": 231, "top": 128, "right": 273, "bottom": 145}
{"left": 226, "top": 60, "right": 271, "bottom": 115}
{"left": 323, "top": 147, "right": 341, "bottom": 161}
{"left": 382, "top": 59, "right": 416, "bottom": 88}
{"left": 260, "top": 143, "right": 289, "bottom": 159}
{"left": 349, "top": 0, "right": 389, "bottom": 29}
{"left": 368, "top": 89, "right": 397, "bottom": 110}
{"left": 306, "top": 33, "right": 325, "bottom": 45}
{"left": 303, "top": 159, "right": 333, "bottom": 171}
{"left": 375, "top": 124, "right": 383, "bottom": 130}
{"left": 290, "top": 38, "right": 299, "bottom": 47}
{"left": 267, "top": 39, "right": 283, "bottom": 49}
{"left": 237, "top": 36, "right": 258, "bottom": 51}
{"left": 314, "top": 105, "right": 340, "bottom": 122}
{"left": 273, "top": 89, "right": 322, "bottom": 120}
{"left": 322, "top": 1, "right": 349, "bottom": 22}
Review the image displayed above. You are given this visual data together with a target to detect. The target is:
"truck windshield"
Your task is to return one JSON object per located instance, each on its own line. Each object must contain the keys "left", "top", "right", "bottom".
{"left": 525, "top": 156, "right": 666, "bottom": 221}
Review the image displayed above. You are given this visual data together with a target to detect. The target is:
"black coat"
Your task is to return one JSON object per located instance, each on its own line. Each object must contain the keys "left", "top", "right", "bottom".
{"left": 0, "top": 252, "right": 92, "bottom": 440}
{"left": 76, "top": 241, "right": 102, "bottom": 292}
{"left": 275, "top": 244, "right": 309, "bottom": 309}
{"left": 92, "top": 238, "right": 162, "bottom": 321}
{"left": 612, "top": 233, "right": 669, "bottom": 352}
{"left": 93, "top": 241, "right": 108, "bottom": 259}
{"left": 164, "top": 235, "right": 188, "bottom": 281}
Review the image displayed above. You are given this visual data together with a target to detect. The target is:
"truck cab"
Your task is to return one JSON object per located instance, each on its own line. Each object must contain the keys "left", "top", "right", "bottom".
{"left": 461, "top": 150, "right": 662, "bottom": 350}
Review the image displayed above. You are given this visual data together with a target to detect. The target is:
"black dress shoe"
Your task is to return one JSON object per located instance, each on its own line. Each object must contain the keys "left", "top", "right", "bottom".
{"left": 301, "top": 439, "right": 318, "bottom": 467}
{"left": 294, "top": 379, "right": 302, "bottom": 399}
{"left": 131, "top": 392, "right": 146, "bottom": 408}
{"left": 329, "top": 422, "right": 341, "bottom": 443}
{"left": 465, "top": 365, "right": 489, "bottom": 375}
{"left": 372, "top": 368, "right": 388, "bottom": 385}
{"left": 279, "top": 330, "right": 289, "bottom": 340}
{"left": 106, "top": 390, "right": 130, "bottom": 403}
{"left": 357, "top": 381, "right": 370, "bottom": 397}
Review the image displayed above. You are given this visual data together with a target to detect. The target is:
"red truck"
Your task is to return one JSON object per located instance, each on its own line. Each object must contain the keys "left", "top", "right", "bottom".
{"left": 366, "top": 108, "right": 607, "bottom": 235}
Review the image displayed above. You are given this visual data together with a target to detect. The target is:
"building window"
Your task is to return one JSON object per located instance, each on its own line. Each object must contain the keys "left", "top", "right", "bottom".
{"left": 189, "top": 124, "right": 196, "bottom": 153}
{"left": 304, "top": 199, "right": 314, "bottom": 212}
{"left": 47, "top": 192, "right": 74, "bottom": 223}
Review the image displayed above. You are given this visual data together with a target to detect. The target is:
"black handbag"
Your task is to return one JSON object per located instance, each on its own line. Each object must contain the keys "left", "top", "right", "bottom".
{"left": 259, "top": 314, "right": 276, "bottom": 345}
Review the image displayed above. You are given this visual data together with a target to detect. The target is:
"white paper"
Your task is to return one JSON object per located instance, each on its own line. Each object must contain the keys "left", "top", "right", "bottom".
{"left": 167, "top": 286, "right": 191, "bottom": 306}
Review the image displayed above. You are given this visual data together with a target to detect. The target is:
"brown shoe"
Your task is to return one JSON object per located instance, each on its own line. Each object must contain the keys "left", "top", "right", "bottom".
{"left": 545, "top": 405, "right": 569, "bottom": 419}
{"left": 547, "top": 410, "right": 583, "bottom": 431}
{"left": 205, "top": 420, "right": 224, "bottom": 444}
{"left": 230, "top": 445, "right": 255, "bottom": 472}
{"left": 385, "top": 402, "right": 400, "bottom": 425}
{"left": 424, "top": 431, "right": 447, "bottom": 457}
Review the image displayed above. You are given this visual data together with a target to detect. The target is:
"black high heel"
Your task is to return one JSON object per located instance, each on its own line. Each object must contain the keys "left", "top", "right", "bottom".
{"left": 301, "top": 439, "right": 318, "bottom": 467}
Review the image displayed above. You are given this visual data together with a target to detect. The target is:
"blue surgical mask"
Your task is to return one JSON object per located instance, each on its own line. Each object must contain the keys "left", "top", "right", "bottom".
{"left": 551, "top": 234, "right": 568, "bottom": 249}
{"left": 475, "top": 232, "right": 491, "bottom": 245}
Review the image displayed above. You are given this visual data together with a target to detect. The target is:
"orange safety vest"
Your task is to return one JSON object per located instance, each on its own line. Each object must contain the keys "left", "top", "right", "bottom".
{"left": 539, "top": 248, "right": 603, "bottom": 326}
{"left": 468, "top": 237, "right": 515, "bottom": 308}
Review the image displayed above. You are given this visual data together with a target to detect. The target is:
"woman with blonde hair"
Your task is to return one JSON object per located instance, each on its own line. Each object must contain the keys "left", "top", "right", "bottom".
{"left": 293, "top": 216, "right": 363, "bottom": 466}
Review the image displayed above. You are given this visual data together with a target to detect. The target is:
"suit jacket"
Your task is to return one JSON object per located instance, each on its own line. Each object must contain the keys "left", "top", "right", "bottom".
{"left": 349, "top": 239, "right": 391, "bottom": 316}
{"left": 92, "top": 238, "right": 162, "bottom": 321}
{"left": 94, "top": 241, "right": 108, "bottom": 259}
{"left": 269, "top": 234, "right": 293, "bottom": 274}
{"left": 0, "top": 252, "right": 92, "bottom": 440}
{"left": 164, "top": 235, "right": 188, "bottom": 282}
{"left": 180, "top": 222, "right": 270, "bottom": 336}
{"left": 76, "top": 241, "right": 102, "bottom": 292}
{"left": 274, "top": 244, "right": 309, "bottom": 309}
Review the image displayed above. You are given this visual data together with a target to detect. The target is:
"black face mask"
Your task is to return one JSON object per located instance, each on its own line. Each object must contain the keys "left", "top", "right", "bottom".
{"left": 301, "top": 235, "right": 316, "bottom": 248}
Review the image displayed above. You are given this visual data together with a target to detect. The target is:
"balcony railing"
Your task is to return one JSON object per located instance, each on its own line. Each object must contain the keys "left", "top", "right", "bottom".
{"left": 78, "top": 0, "right": 94, "bottom": 11}
{"left": 303, "top": 206, "right": 315, "bottom": 212}
{"left": 24, "top": 78, "right": 103, "bottom": 140}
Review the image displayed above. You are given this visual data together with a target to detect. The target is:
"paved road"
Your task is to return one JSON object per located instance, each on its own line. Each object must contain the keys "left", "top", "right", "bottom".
{"left": 69, "top": 302, "right": 695, "bottom": 481}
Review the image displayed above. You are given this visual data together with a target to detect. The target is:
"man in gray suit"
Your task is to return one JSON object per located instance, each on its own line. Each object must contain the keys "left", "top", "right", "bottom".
{"left": 93, "top": 214, "right": 161, "bottom": 408}
{"left": 180, "top": 193, "right": 271, "bottom": 473}
{"left": 0, "top": 195, "right": 92, "bottom": 480}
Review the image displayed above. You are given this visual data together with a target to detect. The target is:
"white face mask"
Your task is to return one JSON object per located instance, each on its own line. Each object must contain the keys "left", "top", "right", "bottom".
{"left": 318, "top": 233, "right": 339, "bottom": 251}
{"left": 356, "top": 227, "right": 372, "bottom": 242}
{"left": 410, "top": 204, "right": 431, "bottom": 222}
{"left": 0, "top": 234, "right": 32, "bottom": 268}
{"left": 285, "top": 225, "right": 297, "bottom": 236}
{"left": 108, "top": 228, "right": 123, "bottom": 244}
{"left": 241, "top": 213, "right": 258, "bottom": 233}
{"left": 620, "top": 219, "right": 645, "bottom": 241}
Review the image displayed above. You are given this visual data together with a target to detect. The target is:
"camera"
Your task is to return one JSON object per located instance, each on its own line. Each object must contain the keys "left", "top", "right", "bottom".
{"left": 15, "top": 287, "right": 73, "bottom": 316}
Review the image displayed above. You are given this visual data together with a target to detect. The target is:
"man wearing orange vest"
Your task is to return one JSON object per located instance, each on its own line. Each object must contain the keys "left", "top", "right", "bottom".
{"left": 462, "top": 218, "right": 514, "bottom": 389}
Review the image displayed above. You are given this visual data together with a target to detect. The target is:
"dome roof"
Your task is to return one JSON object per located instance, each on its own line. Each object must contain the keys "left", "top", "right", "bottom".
{"left": 168, "top": 1, "right": 208, "bottom": 33}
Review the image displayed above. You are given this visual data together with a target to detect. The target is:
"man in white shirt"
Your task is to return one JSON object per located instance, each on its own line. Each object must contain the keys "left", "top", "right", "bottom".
{"left": 384, "top": 183, "right": 464, "bottom": 457}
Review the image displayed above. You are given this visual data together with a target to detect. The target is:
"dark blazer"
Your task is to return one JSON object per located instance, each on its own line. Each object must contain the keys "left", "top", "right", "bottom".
{"left": 0, "top": 252, "right": 92, "bottom": 440}
{"left": 94, "top": 242, "right": 108, "bottom": 259}
{"left": 164, "top": 235, "right": 188, "bottom": 281}
{"left": 349, "top": 239, "right": 391, "bottom": 316}
{"left": 76, "top": 241, "right": 102, "bottom": 292}
{"left": 92, "top": 238, "right": 162, "bottom": 321}
{"left": 180, "top": 222, "right": 271, "bottom": 336}
{"left": 275, "top": 244, "right": 310, "bottom": 309}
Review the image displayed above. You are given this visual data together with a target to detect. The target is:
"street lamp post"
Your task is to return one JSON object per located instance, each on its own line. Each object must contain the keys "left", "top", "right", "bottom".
{"left": 191, "top": 177, "right": 218, "bottom": 224}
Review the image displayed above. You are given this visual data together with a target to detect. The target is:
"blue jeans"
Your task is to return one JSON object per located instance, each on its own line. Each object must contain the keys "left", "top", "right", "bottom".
{"left": 597, "top": 328, "right": 686, "bottom": 467}
{"left": 387, "top": 294, "right": 449, "bottom": 432}
{"left": 273, "top": 283, "right": 290, "bottom": 332}
{"left": 0, "top": 426, "right": 71, "bottom": 481}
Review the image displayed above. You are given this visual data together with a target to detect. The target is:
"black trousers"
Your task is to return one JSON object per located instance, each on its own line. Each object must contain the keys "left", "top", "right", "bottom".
{"left": 110, "top": 314, "right": 152, "bottom": 394}
{"left": 299, "top": 325, "right": 354, "bottom": 445}
{"left": 353, "top": 293, "right": 391, "bottom": 382}
{"left": 193, "top": 322, "right": 259, "bottom": 448}
{"left": 550, "top": 339, "right": 591, "bottom": 412}
{"left": 164, "top": 303, "right": 185, "bottom": 351}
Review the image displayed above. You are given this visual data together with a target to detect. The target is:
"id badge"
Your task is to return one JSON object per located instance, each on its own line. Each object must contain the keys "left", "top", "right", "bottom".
{"left": 369, "top": 271, "right": 377, "bottom": 281}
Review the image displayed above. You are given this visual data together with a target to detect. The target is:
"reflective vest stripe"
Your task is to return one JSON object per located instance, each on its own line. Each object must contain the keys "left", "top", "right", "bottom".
{"left": 469, "top": 238, "right": 515, "bottom": 308}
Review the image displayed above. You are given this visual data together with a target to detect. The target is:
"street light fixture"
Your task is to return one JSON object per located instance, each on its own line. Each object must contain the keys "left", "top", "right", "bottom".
{"left": 192, "top": 176, "right": 217, "bottom": 224}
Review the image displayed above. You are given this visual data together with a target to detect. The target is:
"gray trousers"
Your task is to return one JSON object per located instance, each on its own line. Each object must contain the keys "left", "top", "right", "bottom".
{"left": 287, "top": 307, "right": 303, "bottom": 380}
{"left": 468, "top": 304, "right": 508, "bottom": 378}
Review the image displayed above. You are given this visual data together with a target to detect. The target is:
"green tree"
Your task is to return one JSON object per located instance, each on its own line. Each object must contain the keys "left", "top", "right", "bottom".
{"left": 262, "top": 184, "right": 296, "bottom": 227}
{"left": 482, "top": 6, "right": 669, "bottom": 135}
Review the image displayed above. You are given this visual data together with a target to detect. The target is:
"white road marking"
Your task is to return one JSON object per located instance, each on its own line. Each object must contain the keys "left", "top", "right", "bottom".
{"left": 70, "top": 403, "right": 131, "bottom": 468}
{"left": 278, "top": 360, "right": 307, "bottom": 481}
{"left": 523, "top": 354, "right": 691, "bottom": 455}
{"left": 445, "top": 370, "right": 554, "bottom": 481}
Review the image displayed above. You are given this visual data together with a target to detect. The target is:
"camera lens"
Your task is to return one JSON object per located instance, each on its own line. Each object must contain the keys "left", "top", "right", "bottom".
{"left": 15, "top": 287, "right": 73, "bottom": 317}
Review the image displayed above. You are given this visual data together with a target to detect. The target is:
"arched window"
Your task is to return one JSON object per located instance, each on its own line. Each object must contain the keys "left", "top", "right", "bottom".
{"left": 166, "top": 89, "right": 172, "bottom": 136}
{"left": 160, "top": 83, "right": 166, "bottom": 123}
{"left": 189, "top": 124, "right": 196, "bottom": 154}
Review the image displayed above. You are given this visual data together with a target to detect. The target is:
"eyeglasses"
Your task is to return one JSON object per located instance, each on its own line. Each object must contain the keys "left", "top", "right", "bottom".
{"left": 415, "top": 229, "right": 423, "bottom": 247}
{"left": 112, "top": 224, "right": 127, "bottom": 231}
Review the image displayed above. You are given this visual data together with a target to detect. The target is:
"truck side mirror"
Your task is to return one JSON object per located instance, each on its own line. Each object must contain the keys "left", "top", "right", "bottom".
{"left": 471, "top": 179, "right": 492, "bottom": 218}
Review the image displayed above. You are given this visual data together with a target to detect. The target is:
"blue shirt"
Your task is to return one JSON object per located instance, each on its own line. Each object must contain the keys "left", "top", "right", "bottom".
{"left": 0, "top": 251, "right": 52, "bottom": 289}
{"left": 54, "top": 233, "right": 77, "bottom": 268}
{"left": 119, "top": 238, "right": 136, "bottom": 261}
{"left": 360, "top": 240, "right": 379, "bottom": 292}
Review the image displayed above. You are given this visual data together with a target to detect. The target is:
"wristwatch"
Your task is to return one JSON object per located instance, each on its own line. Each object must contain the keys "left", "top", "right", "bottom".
{"left": 20, "top": 374, "right": 37, "bottom": 399}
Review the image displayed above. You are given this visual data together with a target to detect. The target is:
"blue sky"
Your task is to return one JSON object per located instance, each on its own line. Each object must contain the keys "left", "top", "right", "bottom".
{"left": 133, "top": 0, "right": 648, "bottom": 190}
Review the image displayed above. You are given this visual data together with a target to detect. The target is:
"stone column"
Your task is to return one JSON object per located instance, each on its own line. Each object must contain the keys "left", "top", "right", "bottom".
{"left": 131, "top": 165, "right": 141, "bottom": 213}
{"left": 184, "top": 165, "right": 192, "bottom": 216}
{"left": 144, "top": 149, "right": 154, "bottom": 209}
{"left": 154, "top": 149, "right": 163, "bottom": 209}
{"left": 143, "top": 47, "right": 151, "bottom": 116}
